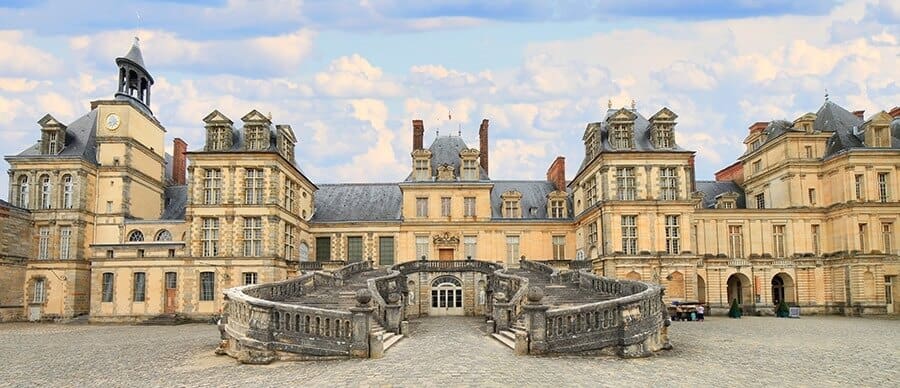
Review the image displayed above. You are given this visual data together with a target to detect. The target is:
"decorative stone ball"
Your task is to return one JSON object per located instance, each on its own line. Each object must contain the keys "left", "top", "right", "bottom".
{"left": 355, "top": 289, "right": 372, "bottom": 305}
{"left": 526, "top": 286, "right": 544, "bottom": 303}
{"left": 387, "top": 292, "right": 401, "bottom": 304}
{"left": 494, "top": 292, "right": 507, "bottom": 302}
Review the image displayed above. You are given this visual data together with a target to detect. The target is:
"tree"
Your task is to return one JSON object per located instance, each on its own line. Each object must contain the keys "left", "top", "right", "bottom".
{"left": 728, "top": 298, "right": 742, "bottom": 318}
{"left": 776, "top": 300, "right": 790, "bottom": 318}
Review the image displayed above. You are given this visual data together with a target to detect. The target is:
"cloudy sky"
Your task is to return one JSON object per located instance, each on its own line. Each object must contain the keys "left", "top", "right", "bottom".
{"left": 1, "top": 0, "right": 898, "bottom": 197}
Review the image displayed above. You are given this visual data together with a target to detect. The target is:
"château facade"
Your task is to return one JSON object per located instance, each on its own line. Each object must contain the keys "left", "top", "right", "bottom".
{"left": 0, "top": 39, "right": 897, "bottom": 322}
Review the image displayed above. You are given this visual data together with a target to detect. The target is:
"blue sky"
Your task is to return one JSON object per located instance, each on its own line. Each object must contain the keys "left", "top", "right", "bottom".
{"left": 0, "top": 0, "right": 898, "bottom": 197}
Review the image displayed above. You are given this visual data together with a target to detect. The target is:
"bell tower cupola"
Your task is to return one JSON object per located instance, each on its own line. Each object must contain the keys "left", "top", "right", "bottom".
{"left": 115, "top": 37, "right": 154, "bottom": 113}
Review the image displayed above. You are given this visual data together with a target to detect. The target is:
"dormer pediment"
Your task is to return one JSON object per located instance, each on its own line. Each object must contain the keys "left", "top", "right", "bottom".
{"left": 203, "top": 110, "right": 233, "bottom": 125}
{"left": 459, "top": 148, "right": 480, "bottom": 158}
{"left": 866, "top": 111, "right": 893, "bottom": 126}
{"left": 411, "top": 149, "right": 433, "bottom": 158}
{"left": 241, "top": 109, "right": 271, "bottom": 124}
{"left": 793, "top": 112, "right": 816, "bottom": 124}
{"left": 649, "top": 107, "right": 678, "bottom": 122}
{"left": 501, "top": 190, "right": 522, "bottom": 199}
{"left": 38, "top": 114, "right": 65, "bottom": 129}
{"left": 277, "top": 124, "right": 296, "bottom": 143}
{"left": 608, "top": 108, "right": 637, "bottom": 122}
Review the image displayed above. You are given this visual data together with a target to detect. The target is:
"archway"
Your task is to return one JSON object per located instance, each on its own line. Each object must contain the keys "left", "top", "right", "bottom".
{"left": 430, "top": 275, "right": 463, "bottom": 316}
{"left": 726, "top": 273, "right": 752, "bottom": 307}
{"left": 697, "top": 275, "right": 707, "bottom": 304}
{"left": 625, "top": 271, "right": 642, "bottom": 281}
{"left": 666, "top": 271, "right": 686, "bottom": 301}
{"left": 771, "top": 273, "right": 795, "bottom": 305}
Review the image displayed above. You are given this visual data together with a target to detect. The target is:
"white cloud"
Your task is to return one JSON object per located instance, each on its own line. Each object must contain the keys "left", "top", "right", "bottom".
{"left": 0, "top": 30, "right": 62, "bottom": 77}
{"left": 314, "top": 54, "right": 403, "bottom": 97}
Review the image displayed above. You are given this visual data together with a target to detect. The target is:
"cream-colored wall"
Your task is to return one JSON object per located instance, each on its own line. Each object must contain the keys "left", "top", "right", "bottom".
{"left": 400, "top": 184, "right": 493, "bottom": 222}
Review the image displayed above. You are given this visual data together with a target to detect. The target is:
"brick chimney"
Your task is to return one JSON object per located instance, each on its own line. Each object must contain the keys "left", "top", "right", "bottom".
{"left": 479, "top": 119, "right": 489, "bottom": 175}
{"left": 412, "top": 119, "right": 424, "bottom": 151}
{"left": 173, "top": 138, "right": 187, "bottom": 185}
{"left": 890, "top": 107, "right": 900, "bottom": 118}
{"left": 546, "top": 156, "right": 566, "bottom": 192}
{"left": 853, "top": 110, "right": 865, "bottom": 120}
{"left": 748, "top": 121, "right": 769, "bottom": 134}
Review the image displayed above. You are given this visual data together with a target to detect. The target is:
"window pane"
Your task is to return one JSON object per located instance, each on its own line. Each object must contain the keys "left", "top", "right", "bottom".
{"left": 379, "top": 237, "right": 394, "bottom": 266}
{"left": 316, "top": 237, "right": 331, "bottom": 262}
{"left": 347, "top": 237, "right": 363, "bottom": 262}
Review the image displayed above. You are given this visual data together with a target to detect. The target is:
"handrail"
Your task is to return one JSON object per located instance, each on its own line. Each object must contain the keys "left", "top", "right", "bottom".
{"left": 393, "top": 259, "right": 502, "bottom": 275}
{"left": 333, "top": 260, "right": 372, "bottom": 280}
{"left": 491, "top": 268, "right": 529, "bottom": 330}
{"left": 366, "top": 269, "right": 405, "bottom": 330}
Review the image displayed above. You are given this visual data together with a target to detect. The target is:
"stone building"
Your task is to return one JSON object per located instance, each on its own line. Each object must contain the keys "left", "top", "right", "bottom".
{"left": 1, "top": 38, "right": 898, "bottom": 322}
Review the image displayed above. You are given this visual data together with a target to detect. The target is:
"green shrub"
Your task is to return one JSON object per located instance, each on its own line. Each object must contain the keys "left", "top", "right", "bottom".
{"left": 728, "top": 299, "right": 742, "bottom": 318}
{"left": 776, "top": 300, "right": 790, "bottom": 318}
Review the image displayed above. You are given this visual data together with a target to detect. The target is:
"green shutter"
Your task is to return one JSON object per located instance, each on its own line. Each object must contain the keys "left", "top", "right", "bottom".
{"left": 379, "top": 237, "right": 395, "bottom": 266}
{"left": 316, "top": 237, "right": 331, "bottom": 262}
{"left": 348, "top": 237, "right": 363, "bottom": 262}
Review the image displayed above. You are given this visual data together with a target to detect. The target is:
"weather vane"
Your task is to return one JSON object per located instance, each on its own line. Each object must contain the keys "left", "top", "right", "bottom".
{"left": 824, "top": 88, "right": 829, "bottom": 101}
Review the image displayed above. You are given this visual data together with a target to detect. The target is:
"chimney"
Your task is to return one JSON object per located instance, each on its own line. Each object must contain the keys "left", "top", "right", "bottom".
{"left": 748, "top": 121, "right": 769, "bottom": 134}
{"left": 546, "top": 156, "right": 566, "bottom": 192}
{"left": 173, "top": 138, "right": 187, "bottom": 185}
{"left": 479, "top": 119, "right": 489, "bottom": 175}
{"left": 853, "top": 110, "right": 865, "bottom": 120}
{"left": 412, "top": 119, "right": 424, "bottom": 151}
{"left": 890, "top": 107, "right": 900, "bottom": 118}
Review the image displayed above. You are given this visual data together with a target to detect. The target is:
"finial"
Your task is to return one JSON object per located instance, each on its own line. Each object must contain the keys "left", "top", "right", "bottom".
{"left": 608, "top": 99, "right": 612, "bottom": 109}
{"left": 267, "top": 111, "right": 272, "bottom": 120}
{"left": 631, "top": 99, "right": 636, "bottom": 110}
{"left": 436, "top": 129, "right": 440, "bottom": 137}
{"left": 824, "top": 88, "right": 829, "bottom": 101}
{"left": 135, "top": 10, "right": 143, "bottom": 39}
{"left": 448, "top": 109, "right": 452, "bottom": 121}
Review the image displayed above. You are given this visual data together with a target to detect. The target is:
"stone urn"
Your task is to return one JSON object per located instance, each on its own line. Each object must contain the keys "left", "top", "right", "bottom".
{"left": 355, "top": 289, "right": 372, "bottom": 306}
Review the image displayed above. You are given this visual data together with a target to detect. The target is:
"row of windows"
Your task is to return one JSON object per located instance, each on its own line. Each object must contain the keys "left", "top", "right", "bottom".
{"left": 202, "top": 168, "right": 309, "bottom": 211}
{"left": 200, "top": 218, "right": 307, "bottom": 260}
{"left": 724, "top": 223, "right": 894, "bottom": 258}
{"left": 607, "top": 125, "right": 674, "bottom": 150}
{"left": 618, "top": 215, "right": 681, "bottom": 255}
{"left": 100, "top": 271, "right": 259, "bottom": 303}
{"left": 314, "top": 234, "right": 567, "bottom": 262}
{"left": 416, "top": 197, "right": 478, "bottom": 218}
{"left": 315, "top": 236, "right": 395, "bottom": 264}
{"left": 127, "top": 229, "right": 173, "bottom": 242}
{"left": 36, "top": 226, "right": 72, "bottom": 260}
{"left": 412, "top": 158, "right": 480, "bottom": 182}
{"left": 581, "top": 167, "right": 681, "bottom": 206}
{"left": 14, "top": 174, "right": 75, "bottom": 210}
{"left": 752, "top": 173, "right": 890, "bottom": 210}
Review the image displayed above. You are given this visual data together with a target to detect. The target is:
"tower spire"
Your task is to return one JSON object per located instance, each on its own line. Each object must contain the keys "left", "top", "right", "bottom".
{"left": 115, "top": 36, "right": 154, "bottom": 114}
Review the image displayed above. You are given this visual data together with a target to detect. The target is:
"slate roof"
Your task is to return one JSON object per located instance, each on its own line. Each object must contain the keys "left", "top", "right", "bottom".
{"left": 404, "top": 136, "right": 488, "bottom": 182}
{"left": 190, "top": 123, "right": 310, "bottom": 180}
{"left": 161, "top": 185, "right": 188, "bottom": 220}
{"left": 490, "top": 180, "right": 570, "bottom": 220}
{"left": 818, "top": 101, "right": 865, "bottom": 158}
{"left": 696, "top": 180, "right": 746, "bottom": 209}
{"left": 311, "top": 184, "right": 402, "bottom": 222}
{"left": 9, "top": 110, "right": 98, "bottom": 164}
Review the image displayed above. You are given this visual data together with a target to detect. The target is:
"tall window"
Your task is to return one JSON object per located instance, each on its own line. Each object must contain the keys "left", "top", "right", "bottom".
{"left": 464, "top": 236, "right": 477, "bottom": 259}
{"left": 729, "top": 225, "right": 743, "bottom": 258}
{"left": 284, "top": 179, "right": 297, "bottom": 212}
{"left": 858, "top": 223, "right": 868, "bottom": 252}
{"left": 655, "top": 126, "right": 672, "bottom": 148}
{"left": 506, "top": 236, "right": 520, "bottom": 263}
{"left": 62, "top": 174, "right": 73, "bottom": 209}
{"left": 882, "top": 223, "right": 893, "bottom": 254}
{"left": 756, "top": 193, "right": 766, "bottom": 209}
{"left": 617, "top": 168, "right": 636, "bottom": 200}
{"left": 414, "top": 159, "right": 430, "bottom": 181}
{"left": 379, "top": 236, "right": 395, "bottom": 266}
{"left": 585, "top": 178, "right": 597, "bottom": 206}
{"left": 808, "top": 188, "right": 817, "bottom": 206}
{"left": 415, "top": 236, "right": 429, "bottom": 260}
{"left": 441, "top": 197, "right": 451, "bottom": 217}
{"left": 243, "top": 217, "right": 262, "bottom": 257}
{"left": 33, "top": 279, "right": 45, "bottom": 303}
{"left": 133, "top": 272, "right": 146, "bottom": 302}
{"left": 622, "top": 215, "right": 637, "bottom": 255}
{"left": 38, "top": 227, "right": 50, "bottom": 260}
{"left": 210, "top": 127, "right": 230, "bottom": 150}
{"left": 811, "top": 224, "right": 821, "bottom": 255}
{"left": 612, "top": 125, "right": 632, "bottom": 149}
{"left": 245, "top": 127, "right": 267, "bottom": 150}
{"left": 243, "top": 272, "right": 258, "bottom": 285}
{"left": 503, "top": 199, "right": 520, "bottom": 218}
{"left": 299, "top": 242, "right": 309, "bottom": 262}
{"left": 588, "top": 222, "right": 598, "bottom": 246}
{"left": 59, "top": 227, "right": 71, "bottom": 260}
{"left": 878, "top": 173, "right": 889, "bottom": 202}
{"left": 665, "top": 215, "right": 680, "bottom": 255}
{"left": 752, "top": 160, "right": 761, "bottom": 173}
{"left": 552, "top": 236, "right": 566, "bottom": 260}
{"left": 416, "top": 197, "right": 428, "bottom": 217}
{"left": 199, "top": 272, "right": 215, "bottom": 301}
{"left": 315, "top": 237, "right": 331, "bottom": 262}
{"left": 102, "top": 273, "right": 114, "bottom": 302}
{"left": 805, "top": 145, "right": 813, "bottom": 158}
{"left": 550, "top": 200, "right": 565, "bottom": 218}
{"left": 773, "top": 225, "right": 785, "bottom": 258}
{"left": 659, "top": 167, "right": 678, "bottom": 200}
{"left": 347, "top": 236, "right": 363, "bottom": 262}
{"left": 284, "top": 223, "right": 296, "bottom": 260}
{"left": 244, "top": 168, "right": 264, "bottom": 205}
{"left": 39, "top": 175, "right": 51, "bottom": 209}
{"left": 464, "top": 197, "right": 476, "bottom": 217}
{"left": 201, "top": 218, "right": 219, "bottom": 257}
{"left": 203, "top": 169, "right": 222, "bottom": 205}
{"left": 47, "top": 132, "right": 60, "bottom": 154}
{"left": 18, "top": 175, "right": 29, "bottom": 208}
{"left": 855, "top": 174, "right": 864, "bottom": 200}
{"left": 462, "top": 159, "right": 477, "bottom": 180}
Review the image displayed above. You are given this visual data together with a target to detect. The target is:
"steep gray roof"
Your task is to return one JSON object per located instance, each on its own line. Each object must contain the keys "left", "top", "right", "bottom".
{"left": 121, "top": 40, "right": 146, "bottom": 69}
{"left": 892, "top": 118, "right": 900, "bottom": 148}
{"left": 819, "top": 101, "right": 866, "bottom": 158}
{"left": 577, "top": 108, "right": 689, "bottom": 174}
{"left": 311, "top": 184, "right": 402, "bottom": 222}
{"left": 490, "top": 180, "right": 568, "bottom": 220}
{"left": 191, "top": 124, "right": 308, "bottom": 178}
{"left": 696, "top": 180, "right": 746, "bottom": 209}
{"left": 404, "top": 136, "right": 488, "bottom": 182}
{"left": 161, "top": 185, "right": 188, "bottom": 220}
{"left": 10, "top": 110, "right": 98, "bottom": 164}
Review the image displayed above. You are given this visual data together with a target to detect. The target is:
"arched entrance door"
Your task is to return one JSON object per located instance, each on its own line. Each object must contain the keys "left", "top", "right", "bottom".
{"left": 430, "top": 275, "right": 463, "bottom": 316}
{"left": 726, "top": 273, "right": 752, "bottom": 306}
{"left": 697, "top": 275, "right": 707, "bottom": 304}
{"left": 771, "top": 273, "right": 795, "bottom": 305}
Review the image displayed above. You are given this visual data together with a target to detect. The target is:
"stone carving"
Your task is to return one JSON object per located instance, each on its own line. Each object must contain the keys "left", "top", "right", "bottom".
{"left": 355, "top": 289, "right": 372, "bottom": 306}
{"left": 433, "top": 232, "right": 459, "bottom": 246}
{"left": 436, "top": 164, "right": 455, "bottom": 181}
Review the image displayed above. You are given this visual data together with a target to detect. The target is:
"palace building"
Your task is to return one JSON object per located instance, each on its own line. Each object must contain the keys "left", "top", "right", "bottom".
{"left": 1, "top": 39, "right": 898, "bottom": 322}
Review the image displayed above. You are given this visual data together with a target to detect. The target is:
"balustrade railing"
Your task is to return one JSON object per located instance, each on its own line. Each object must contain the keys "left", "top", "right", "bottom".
{"left": 298, "top": 261, "right": 324, "bottom": 271}
{"left": 367, "top": 270, "right": 406, "bottom": 331}
{"left": 333, "top": 260, "right": 372, "bottom": 280}
{"left": 491, "top": 269, "right": 529, "bottom": 330}
{"left": 393, "top": 259, "right": 502, "bottom": 275}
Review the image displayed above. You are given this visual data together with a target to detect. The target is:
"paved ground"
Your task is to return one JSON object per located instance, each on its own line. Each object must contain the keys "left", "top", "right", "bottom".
{"left": 0, "top": 316, "right": 897, "bottom": 387}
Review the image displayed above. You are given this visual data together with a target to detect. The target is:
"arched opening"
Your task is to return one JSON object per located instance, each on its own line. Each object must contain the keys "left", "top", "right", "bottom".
{"left": 430, "top": 275, "right": 463, "bottom": 316}
{"left": 118, "top": 67, "right": 126, "bottom": 92}
{"left": 625, "top": 271, "right": 642, "bottom": 281}
{"left": 299, "top": 242, "right": 310, "bottom": 262}
{"left": 127, "top": 70, "right": 138, "bottom": 97}
{"left": 155, "top": 230, "right": 172, "bottom": 241}
{"left": 697, "top": 274, "right": 707, "bottom": 304}
{"left": 127, "top": 230, "right": 144, "bottom": 242}
{"left": 18, "top": 175, "right": 29, "bottom": 208}
{"left": 726, "top": 273, "right": 752, "bottom": 307}
{"left": 666, "top": 271, "right": 685, "bottom": 300}
{"left": 771, "top": 273, "right": 795, "bottom": 305}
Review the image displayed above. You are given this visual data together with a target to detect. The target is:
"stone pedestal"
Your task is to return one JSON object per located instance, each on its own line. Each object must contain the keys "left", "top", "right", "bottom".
{"left": 523, "top": 286, "right": 549, "bottom": 355}
{"left": 385, "top": 304, "right": 402, "bottom": 333}
{"left": 350, "top": 289, "right": 374, "bottom": 358}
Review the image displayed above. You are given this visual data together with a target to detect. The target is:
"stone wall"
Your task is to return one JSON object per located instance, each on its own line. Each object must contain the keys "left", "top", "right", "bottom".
{"left": 0, "top": 201, "right": 31, "bottom": 321}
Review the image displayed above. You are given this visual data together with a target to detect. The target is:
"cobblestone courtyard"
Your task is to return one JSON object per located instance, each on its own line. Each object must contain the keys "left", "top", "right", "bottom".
{"left": 0, "top": 316, "right": 897, "bottom": 387}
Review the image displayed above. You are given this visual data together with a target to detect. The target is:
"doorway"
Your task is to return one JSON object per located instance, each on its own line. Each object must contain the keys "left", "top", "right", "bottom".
{"left": 886, "top": 276, "right": 896, "bottom": 314}
{"left": 164, "top": 272, "right": 177, "bottom": 314}
{"left": 726, "top": 273, "right": 752, "bottom": 307}
{"left": 438, "top": 249, "right": 454, "bottom": 261}
{"left": 430, "top": 275, "right": 463, "bottom": 316}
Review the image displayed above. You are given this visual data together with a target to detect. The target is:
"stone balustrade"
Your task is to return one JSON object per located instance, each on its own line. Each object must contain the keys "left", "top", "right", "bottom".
{"left": 367, "top": 270, "right": 406, "bottom": 333}
{"left": 490, "top": 269, "right": 529, "bottom": 331}
{"left": 393, "top": 259, "right": 502, "bottom": 275}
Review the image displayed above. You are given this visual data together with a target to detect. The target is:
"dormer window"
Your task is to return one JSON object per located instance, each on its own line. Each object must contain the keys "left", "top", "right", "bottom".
{"left": 715, "top": 192, "right": 739, "bottom": 209}
{"left": 38, "top": 114, "right": 66, "bottom": 155}
{"left": 611, "top": 125, "right": 632, "bottom": 149}
{"left": 460, "top": 148, "right": 480, "bottom": 180}
{"left": 501, "top": 190, "right": 522, "bottom": 218}
{"left": 203, "top": 110, "right": 234, "bottom": 151}
{"left": 607, "top": 108, "right": 637, "bottom": 150}
{"left": 582, "top": 123, "right": 601, "bottom": 160}
{"left": 649, "top": 107, "right": 677, "bottom": 149}
{"left": 276, "top": 125, "right": 297, "bottom": 161}
{"left": 245, "top": 126, "right": 268, "bottom": 150}
{"left": 547, "top": 191, "right": 568, "bottom": 218}
{"left": 411, "top": 149, "right": 433, "bottom": 182}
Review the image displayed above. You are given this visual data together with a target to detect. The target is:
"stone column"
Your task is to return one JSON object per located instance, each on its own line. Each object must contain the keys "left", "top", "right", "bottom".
{"left": 522, "top": 286, "right": 549, "bottom": 355}
{"left": 349, "top": 289, "right": 374, "bottom": 358}
{"left": 385, "top": 292, "right": 402, "bottom": 333}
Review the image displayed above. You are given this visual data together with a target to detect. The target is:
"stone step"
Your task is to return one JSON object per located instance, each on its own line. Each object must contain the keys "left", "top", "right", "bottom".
{"left": 491, "top": 332, "right": 516, "bottom": 350}
{"left": 383, "top": 333, "right": 404, "bottom": 350}
{"left": 500, "top": 330, "right": 516, "bottom": 341}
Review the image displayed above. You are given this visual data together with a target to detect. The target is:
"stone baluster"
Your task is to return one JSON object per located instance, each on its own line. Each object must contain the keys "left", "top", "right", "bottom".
{"left": 522, "top": 286, "right": 549, "bottom": 355}
{"left": 349, "top": 289, "right": 375, "bottom": 358}
{"left": 385, "top": 291, "right": 402, "bottom": 333}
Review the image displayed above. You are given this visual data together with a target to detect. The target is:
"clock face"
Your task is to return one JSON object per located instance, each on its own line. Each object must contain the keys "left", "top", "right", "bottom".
{"left": 105, "top": 114, "right": 120, "bottom": 130}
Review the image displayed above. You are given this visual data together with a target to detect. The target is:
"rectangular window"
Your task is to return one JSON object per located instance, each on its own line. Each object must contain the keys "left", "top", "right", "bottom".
{"left": 752, "top": 160, "right": 761, "bottom": 174}
{"left": 811, "top": 225, "right": 821, "bottom": 256}
{"left": 855, "top": 174, "right": 865, "bottom": 201}
{"left": 656, "top": 127, "right": 672, "bottom": 148}
{"left": 416, "top": 197, "right": 428, "bottom": 218}
{"left": 315, "top": 237, "right": 331, "bottom": 262}
{"left": 882, "top": 223, "right": 893, "bottom": 254}
{"left": 245, "top": 127, "right": 267, "bottom": 150}
{"left": 137, "top": 249, "right": 144, "bottom": 258}
{"left": 62, "top": 175, "right": 73, "bottom": 209}
{"left": 243, "top": 272, "right": 258, "bottom": 285}
{"left": 102, "top": 273, "right": 114, "bottom": 302}
{"left": 729, "top": 225, "right": 743, "bottom": 258}
{"left": 616, "top": 167, "right": 636, "bottom": 200}
{"left": 550, "top": 200, "right": 565, "bottom": 218}
{"left": 612, "top": 125, "right": 632, "bottom": 149}
{"left": 165, "top": 272, "right": 177, "bottom": 289}
{"left": 588, "top": 222, "right": 598, "bottom": 246}
{"left": 415, "top": 236, "right": 429, "bottom": 260}
{"left": 203, "top": 169, "right": 222, "bottom": 205}
{"left": 347, "top": 236, "right": 363, "bottom": 262}
{"left": 40, "top": 176, "right": 51, "bottom": 209}
{"left": 503, "top": 200, "right": 520, "bottom": 218}
{"left": 133, "top": 272, "right": 146, "bottom": 302}
{"left": 756, "top": 193, "right": 766, "bottom": 209}
{"left": 805, "top": 145, "right": 813, "bottom": 158}
{"left": 585, "top": 178, "right": 597, "bottom": 206}
{"left": 414, "top": 159, "right": 430, "bottom": 181}
{"left": 462, "top": 159, "right": 477, "bottom": 180}
{"left": 38, "top": 227, "right": 50, "bottom": 260}
{"left": 379, "top": 236, "right": 395, "bottom": 266}
{"left": 622, "top": 215, "right": 637, "bottom": 255}
{"left": 878, "top": 173, "right": 889, "bottom": 202}
{"left": 243, "top": 217, "right": 262, "bottom": 257}
{"left": 506, "top": 236, "right": 520, "bottom": 263}
{"left": 59, "top": 227, "right": 71, "bottom": 260}
{"left": 284, "top": 179, "right": 297, "bottom": 212}
{"left": 202, "top": 218, "right": 219, "bottom": 257}
{"left": 284, "top": 223, "right": 295, "bottom": 260}
{"left": 200, "top": 272, "right": 215, "bottom": 301}
{"left": 464, "top": 236, "right": 477, "bottom": 260}
{"left": 552, "top": 235, "right": 566, "bottom": 260}
{"left": 441, "top": 197, "right": 451, "bottom": 217}
{"left": 773, "top": 225, "right": 785, "bottom": 258}
{"left": 665, "top": 215, "right": 680, "bottom": 255}
{"left": 33, "top": 279, "right": 45, "bottom": 303}
{"left": 106, "top": 250, "right": 114, "bottom": 259}
{"left": 858, "top": 223, "right": 868, "bottom": 252}
{"left": 464, "top": 197, "right": 476, "bottom": 217}
{"left": 168, "top": 249, "right": 176, "bottom": 258}
{"left": 808, "top": 188, "right": 817, "bottom": 206}
{"left": 244, "top": 168, "right": 264, "bottom": 205}
{"left": 659, "top": 167, "right": 678, "bottom": 200}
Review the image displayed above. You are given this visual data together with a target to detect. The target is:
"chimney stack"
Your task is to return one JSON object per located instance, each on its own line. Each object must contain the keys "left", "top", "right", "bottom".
{"left": 546, "top": 156, "right": 566, "bottom": 192}
{"left": 748, "top": 121, "right": 769, "bottom": 134}
{"left": 889, "top": 107, "right": 900, "bottom": 118}
{"left": 412, "top": 119, "right": 424, "bottom": 151}
{"left": 173, "top": 138, "right": 187, "bottom": 185}
{"left": 853, "top": 110, "right": 865, "bottom": 120}
{"left": 479, "top": 119, "right": 489, "bottom": 175}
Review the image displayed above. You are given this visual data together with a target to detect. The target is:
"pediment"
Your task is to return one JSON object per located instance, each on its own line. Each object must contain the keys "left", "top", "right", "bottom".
{"left": 793, "top": 112, "right": 816, "bottom": 124}
{"left": 203, "top": 110, "right": 233, "bottom": 125}
{"left": 38, "top": 114, "right": 64, "bottom": 129}
{"left": 276, "top": 124, "right": 296, "bottom": 143}
{"left": 608, "top": 108, "right": 637, "bottom": 122}
{"left": 241, "top": 109, "right": 271, "bottom": 123}
{"left": 649, "top": 107, "right": 678, "bottom": 122}
{"left": 867, "top": 111, "right": 893, "bottom": 126}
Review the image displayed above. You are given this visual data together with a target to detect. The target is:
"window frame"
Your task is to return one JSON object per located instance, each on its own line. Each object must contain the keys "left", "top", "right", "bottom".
{"left": 199, "top": 271, "right": 215, "bottom": 301}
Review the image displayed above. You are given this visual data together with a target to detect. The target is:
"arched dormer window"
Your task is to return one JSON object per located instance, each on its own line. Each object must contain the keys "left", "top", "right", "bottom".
{"left": 18, "top": 175, "right": 29, "bottom": 208}
{"left": 39, "top": 175, "right": 52, "bottom": 209}
{"left": 155, "top": 230, "right": 172, "bottom": 241}
{"left": 62, "top": 174, "right": 74, "bottom": 209}
{"left": 128, "top": 230, "right": 144, "bottom": 242}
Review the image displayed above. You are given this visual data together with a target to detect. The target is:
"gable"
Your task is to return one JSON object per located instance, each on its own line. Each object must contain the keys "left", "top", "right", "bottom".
{"left": 241, "top": 109, "right": 270, "bottom": 123}
{"left": 649, "top": 107, "right": 677, "bottom": 122}
{"left": 203, "top": 110, "right": 233, "bottom": 125}
{"left": 608, "top": 108, "right": 637, "bottom": 122}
